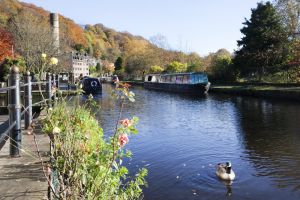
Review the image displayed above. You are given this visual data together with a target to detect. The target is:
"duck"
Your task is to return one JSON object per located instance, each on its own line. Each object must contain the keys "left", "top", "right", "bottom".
{"left": 216, "top": 161, "right": 235, "bottom": 181}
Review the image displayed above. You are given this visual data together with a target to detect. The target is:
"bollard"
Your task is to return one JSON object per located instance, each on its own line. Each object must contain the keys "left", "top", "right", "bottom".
{"left": 8, "top": 65, "right": 21, "bottom": 157}
{"left": 46, "top": 72, "right": 52, "bottom": 108}
{"left": 24, "top": 71, "right": 32, "bottom": 129}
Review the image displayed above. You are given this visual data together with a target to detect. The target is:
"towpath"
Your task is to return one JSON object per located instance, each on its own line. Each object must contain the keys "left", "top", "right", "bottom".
{"left": 0, "top": 113, "right": 49, "bottom": 200}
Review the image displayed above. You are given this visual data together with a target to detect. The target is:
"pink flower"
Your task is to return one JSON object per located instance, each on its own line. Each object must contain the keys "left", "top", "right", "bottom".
{"left": 120, "top": 119, "right": 132, "bottom": 127}
{"left": 118, "top": 134, "right": 129, "bottom": 147}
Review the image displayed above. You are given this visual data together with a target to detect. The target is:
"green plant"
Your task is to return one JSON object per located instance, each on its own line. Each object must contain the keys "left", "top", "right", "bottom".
{"left": 166, "top": 61, "right": 187, "bottom": 73}
{"left": 0, "top": 57, "right": 25, "bottom": 82}
{"left": 149, "top": 65, "right": 164, "bottom": 73}
{"left": 42, "top": 84, "right": 147, "bottom": 199}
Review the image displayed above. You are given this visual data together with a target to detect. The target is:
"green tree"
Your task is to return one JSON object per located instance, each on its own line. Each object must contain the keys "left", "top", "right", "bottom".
{"left": 186, "top": 52, "right": 204, "bottom": 72}
{"left": 89, "top": 65, "right": 97, "bottom": 74}
{"left": 149, "top": 65, "right": 164, "bottom": 73}
{"left": 166, "top": 61, "right": 187, "bottom": 73}
{"left": 114, "top": 56, "right": 123, "bottom": 71}
{"left": 234, "top": 2, "right": 288, "bottom": 80}
{"left": 210, "top": 54, "right": 235, "bottom": 82}
{"left": 0, "top": 57, "right": 25, "bottom": 82}
{"left": 96, "top": 62, "right": 101, "bottom": 71}
{"left": 74, "top": 43, "right": 85, "bottom": 53}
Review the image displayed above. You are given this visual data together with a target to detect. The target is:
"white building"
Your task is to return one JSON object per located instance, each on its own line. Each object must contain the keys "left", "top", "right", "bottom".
{"left": 71, "top": 52, "right": 97, "bottom": 80}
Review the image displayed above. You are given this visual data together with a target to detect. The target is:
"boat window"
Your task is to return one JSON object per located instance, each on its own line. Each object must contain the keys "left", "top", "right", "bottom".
{"left": 157, "top": 76, "right": 161, "bottom": 82}
{"left": 171, "top": 75, "right": 176, "bottom": 83}
{"left": 183, "top": 75, "right": 189, "bottom": 84}
{"left": 166, "top": 76, "right": 171, "bottom": 82}
{"left": 190, "top": 74, "right": 195, "bottom": 84}
{"left": 197, "top": 74, "right": 206, "bottom": 83}
{"left": 147, "top": 76, "right": 152, "bottom": 82}
{"left": 193, "top": 74, "right": 201, "bottom": 83}
{"left": 176, "top": 75, "right": 183, "bottom": 84}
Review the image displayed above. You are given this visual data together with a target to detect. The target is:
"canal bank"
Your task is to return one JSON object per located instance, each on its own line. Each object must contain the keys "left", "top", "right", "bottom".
{"left": 210, "top": 84, "right": 300, "bottom": 101}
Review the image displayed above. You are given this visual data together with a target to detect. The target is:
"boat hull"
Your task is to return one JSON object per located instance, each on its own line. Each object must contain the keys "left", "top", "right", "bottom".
{"left": 81, "top": 77, "right": 102, "bottom": 95}
{"left": 144, "top": 82, "right": 209, "bottom": 94}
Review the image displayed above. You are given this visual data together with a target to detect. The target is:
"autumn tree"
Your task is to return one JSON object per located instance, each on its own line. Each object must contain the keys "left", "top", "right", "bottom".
{"left": 273, "top": 0, "right": 300, "bottom": 39}
{"left": 234, "top": 2, "right": 288, "bottom": 80}
{"left": 123, "top": 38, "right": 157, "bottom": 79}
{"left": 101, "top": 60, "right": 115, "bottom": 75}
{"left": 59, "top": 16, "right": 87, "bottom": 51}
{"left": 273, "top": 0, "right": 300, "bottom": 77}
{"left": 8, "top": 9, "right": 60, "bottom": 75}
{"left": 0, "top": 28, "right": 13, "bottom": 62}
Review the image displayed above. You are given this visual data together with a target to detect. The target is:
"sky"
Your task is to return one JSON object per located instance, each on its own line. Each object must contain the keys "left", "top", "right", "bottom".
{"left": 21, "top": 0, "right": 264, "bottom": 56}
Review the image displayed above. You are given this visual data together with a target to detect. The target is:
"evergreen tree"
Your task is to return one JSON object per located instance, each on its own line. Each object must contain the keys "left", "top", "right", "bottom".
{"left": 114, "top": 57, "right": 123, "bottom": 71}
{"left": 234, "top": 2, "right": 288, "bottom": 80}
{"left": 96, "top": 62, "right": 101, "bottom": 71}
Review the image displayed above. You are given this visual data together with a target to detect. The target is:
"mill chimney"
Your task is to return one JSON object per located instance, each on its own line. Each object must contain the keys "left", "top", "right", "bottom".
{"left": 50, "top": 13, "right": 59, "bottom": 52}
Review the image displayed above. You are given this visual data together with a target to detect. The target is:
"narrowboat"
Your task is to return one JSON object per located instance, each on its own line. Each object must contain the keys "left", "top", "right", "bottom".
{"left": 144, "top": 72, "right": 210, "bottom": 94}
{"left": 80, "top": 77, "right": 102, "bottom": 95}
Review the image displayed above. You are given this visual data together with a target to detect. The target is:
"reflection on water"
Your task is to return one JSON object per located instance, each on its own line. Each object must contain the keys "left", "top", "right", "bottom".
{"left": 235, "top": 97, "right": 300, "bottom": 192}
{"left": 77, "top": 84, "right": 300, "bottom": 200}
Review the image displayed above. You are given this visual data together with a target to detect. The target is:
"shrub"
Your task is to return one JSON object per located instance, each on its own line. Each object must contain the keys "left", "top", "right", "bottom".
{"left": 42, "top": 85, "right": 147, "bottom": 199}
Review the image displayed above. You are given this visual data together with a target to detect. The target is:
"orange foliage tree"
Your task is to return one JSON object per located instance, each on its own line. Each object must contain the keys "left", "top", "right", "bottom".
{"left": 0, "top": 28, "right": 13, "bottom": 62}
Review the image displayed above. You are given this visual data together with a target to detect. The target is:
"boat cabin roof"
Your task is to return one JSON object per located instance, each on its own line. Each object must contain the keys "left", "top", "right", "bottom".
{"left": 145, "top": 72, "right": 207, "bottom": 77}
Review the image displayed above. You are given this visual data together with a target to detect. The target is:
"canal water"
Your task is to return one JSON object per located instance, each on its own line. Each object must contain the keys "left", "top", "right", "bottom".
{"left": 2, "top": 83, "right": 299, "bottom": 199}
{"left": 89, "top": 84, "right": 300, "bottom": 200}
{"left": 84, "top": 84, "right": 300, "bottom": 200}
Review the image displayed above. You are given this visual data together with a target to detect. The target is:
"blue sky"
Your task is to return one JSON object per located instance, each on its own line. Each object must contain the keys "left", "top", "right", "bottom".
{"left": 22, "top": 0, "right": 264, "bottom": 56}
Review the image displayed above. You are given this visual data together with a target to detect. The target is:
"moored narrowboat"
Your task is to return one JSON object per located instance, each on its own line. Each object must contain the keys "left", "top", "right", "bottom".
{"left": 144, "top": 72, "right": 210, "bottom": 94}
{"left": 80, "top": 77, "right": 102, "bottom": 95}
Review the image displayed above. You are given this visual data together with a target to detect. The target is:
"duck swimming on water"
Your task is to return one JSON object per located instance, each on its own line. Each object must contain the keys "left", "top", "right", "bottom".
{"left": 216, "top": 161, "right": 235, "bottom": 181}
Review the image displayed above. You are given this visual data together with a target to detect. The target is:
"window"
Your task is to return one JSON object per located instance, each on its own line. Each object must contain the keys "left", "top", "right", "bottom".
{"left": 171, "top": 76, "right": 176, "bottom": 83}
{"left": 183, "top": 75, "right": 189, "bottom": 84}
{"left": 191, "top": 74, "right": 196, "bottom": 84}
{"left": 176, "top": 75, "right": 183, "bottom": 84}
{"left": 166, "top": 76, "right": 171, "bottom": 82}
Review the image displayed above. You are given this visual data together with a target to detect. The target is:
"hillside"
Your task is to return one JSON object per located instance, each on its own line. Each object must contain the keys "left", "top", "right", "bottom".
{"left": 0, "top": 0, "right": 206, "bottom": 79}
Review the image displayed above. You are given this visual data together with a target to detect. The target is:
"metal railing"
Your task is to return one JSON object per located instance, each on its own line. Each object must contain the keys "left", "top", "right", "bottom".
{"left": 0, "top": 66, "right": 55, "bottom": 157}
